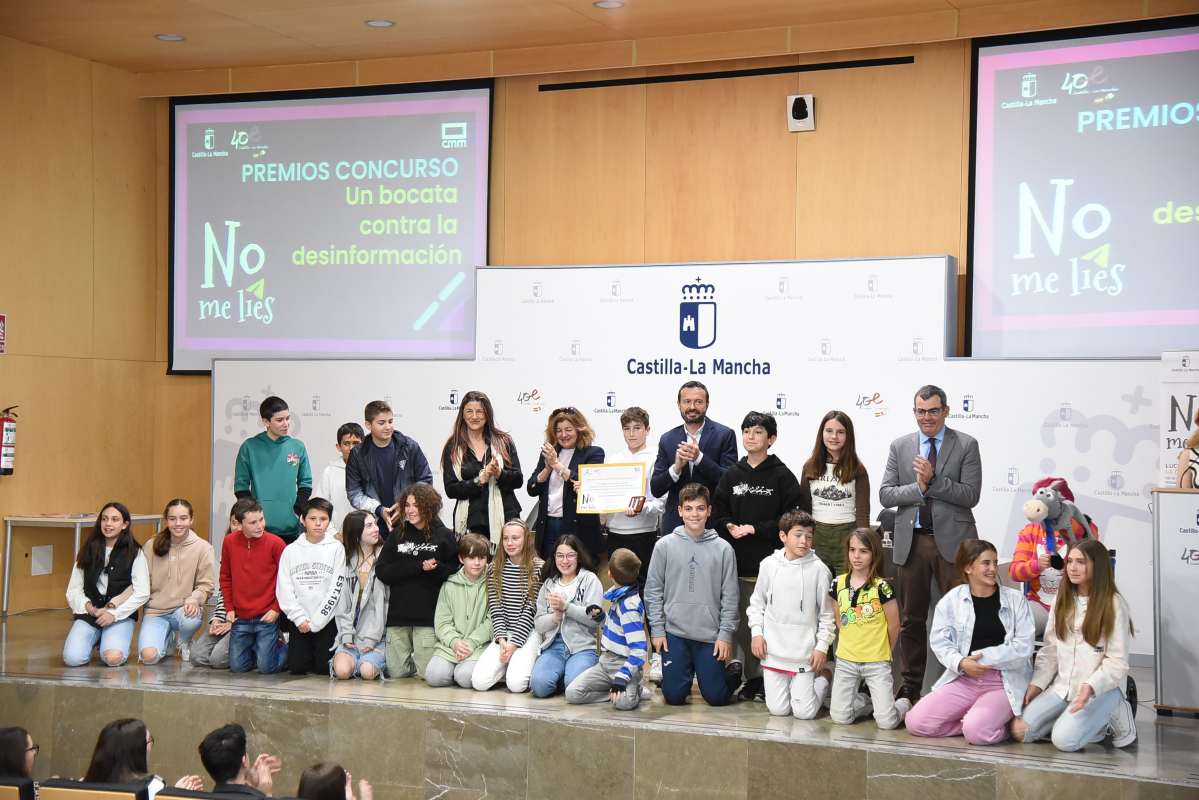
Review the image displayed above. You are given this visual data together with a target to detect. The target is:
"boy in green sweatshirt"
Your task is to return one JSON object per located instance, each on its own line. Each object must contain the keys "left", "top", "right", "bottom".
{"left": 234, "top": 396, "right": 312, "bottom": 543}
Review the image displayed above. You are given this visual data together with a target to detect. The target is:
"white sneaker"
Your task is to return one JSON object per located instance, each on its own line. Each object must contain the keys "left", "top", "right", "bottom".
{"left": 649, "top": 652, "right": 663, "bottom": 683}
{"left": 894, "top": 697, "right": 913, "bottom": 723}
{"left": 1109, "top": 698, "right": 1137, "bottom": 748}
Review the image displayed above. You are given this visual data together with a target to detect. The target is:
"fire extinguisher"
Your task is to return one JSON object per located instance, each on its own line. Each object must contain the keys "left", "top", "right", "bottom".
{"left": 1, "top": 406, "right": 17, "bottom": 476}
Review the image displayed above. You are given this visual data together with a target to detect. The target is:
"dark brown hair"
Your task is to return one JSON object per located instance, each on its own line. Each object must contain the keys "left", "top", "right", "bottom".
{"left": 620, "top": 407, "right": 650, "bottom": 428}
{"left": 84, "top": 718, "right": 149, "bottom": 783}
{"left": 153, "top": 498, "right": 195, "bottom": 557}
{"left": 802, "top": 410, "right": 866, "bottom": 484}
{"left": 397, "top": 483, "right": 444, "bottom": 540}
{"left": 779, "top": 510, "right": 815, "bottom": 534}
{"left": 678, "top": 482, "right": 710, "bottom": 507}
{"left": 541, "top": 534, "right": 594, "bottom": 582}
{"left": 442, "top": 390, "right": 513, "bottom": 467}
{"left": 77, "top": 502, "right": 135, "bottom": 570}
{"left": 954, "top": 539, "right": 998, "bottom": 581}
{"left": 297, "top": 762, "right": 347, "bottom": 800}
{"left": 363, "top": 399, "right": 392, "bottom": 422}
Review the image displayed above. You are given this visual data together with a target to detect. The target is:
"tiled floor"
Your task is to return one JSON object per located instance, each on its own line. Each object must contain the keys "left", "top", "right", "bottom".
{"left": 3, "top": 609, "right": 1196, "bottom": 794}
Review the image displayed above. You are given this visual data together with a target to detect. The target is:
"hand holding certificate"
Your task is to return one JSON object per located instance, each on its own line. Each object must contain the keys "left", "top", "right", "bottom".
{"left": 576, "top": 462, "right": 647, "bottom": 514}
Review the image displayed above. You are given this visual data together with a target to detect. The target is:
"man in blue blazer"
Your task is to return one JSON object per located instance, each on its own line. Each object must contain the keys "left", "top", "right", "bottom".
{"left": 650, "top": 381, "right": 739, "bottom": 535}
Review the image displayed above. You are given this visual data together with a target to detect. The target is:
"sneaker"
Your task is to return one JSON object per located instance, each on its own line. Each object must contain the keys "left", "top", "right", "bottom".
{"left": 1109, "top": 698, "right": 1137, "bottom": 748}
{"left": 649, "top": 652, "right": 663, "bottom": 684}
{"left": 894, "top": 697, "right": 913, "bottom": 724}
{"left": 724, "top": 660, "right": 744, "bottom": 697}
{"left": 738, "top": 675, "right": 764, "bottom": 703}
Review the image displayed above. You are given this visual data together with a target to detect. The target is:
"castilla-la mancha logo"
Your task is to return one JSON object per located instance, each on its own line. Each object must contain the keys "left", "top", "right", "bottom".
{"left": 679, "top": 277, "right": 717, "bottom": 350}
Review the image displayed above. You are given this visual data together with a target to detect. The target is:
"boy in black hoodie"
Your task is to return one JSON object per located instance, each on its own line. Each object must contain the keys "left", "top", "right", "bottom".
{"left": 375, "top": 483, "right": 459, "bottom": 678}
{"left": 712, "top": 411, "right": 806, "bottom": 700}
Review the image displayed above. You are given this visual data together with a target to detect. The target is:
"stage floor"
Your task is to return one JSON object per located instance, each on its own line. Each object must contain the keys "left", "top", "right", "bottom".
{"left": 2, "top": 610, "right": 1196, "bottom": 800}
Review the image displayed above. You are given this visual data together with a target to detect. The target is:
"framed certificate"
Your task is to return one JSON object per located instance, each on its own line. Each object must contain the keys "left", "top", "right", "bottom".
{"left": 576, "top": 462, "right": 647, "bottom": 515}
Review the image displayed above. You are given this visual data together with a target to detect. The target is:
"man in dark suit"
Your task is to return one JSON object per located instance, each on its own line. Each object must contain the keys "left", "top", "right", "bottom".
{"left": 879, "top": 384, "right": 982, "bottom": 703}
{"left": 651, "top": 381, "right": 739, "bottom": 535}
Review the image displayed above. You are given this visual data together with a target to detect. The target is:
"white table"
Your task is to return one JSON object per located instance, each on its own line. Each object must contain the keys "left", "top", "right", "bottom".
{"left": 3, "top": 513, "right": 161, "bottom": 616}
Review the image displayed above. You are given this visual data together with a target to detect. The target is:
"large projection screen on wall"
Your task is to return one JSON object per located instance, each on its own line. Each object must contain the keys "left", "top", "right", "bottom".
{"left": 970, "top": 19, "right": 1199, "bottom": 358}
{"left": 170, "top": 82, "right": 491, "bottom": 373}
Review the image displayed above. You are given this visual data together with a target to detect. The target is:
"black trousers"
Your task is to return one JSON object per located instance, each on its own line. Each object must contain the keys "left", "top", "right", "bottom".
{"left": 285, "top": 619, "right": 338, "bottom": 676}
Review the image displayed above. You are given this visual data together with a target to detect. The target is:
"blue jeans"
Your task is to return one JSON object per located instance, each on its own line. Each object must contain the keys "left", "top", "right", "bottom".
{"left": 229, "top": 618, "right": 287, "bottom": 674}
{"left": 137, "top": 607, "right": 204, "bottom": 663}
{"left": 660, "top": 632, "right": 733, "bottom": 706}
{"left": 529, "top": 635, "right": 599, "bottom": 697}
{"left": 1019, "top": 686, "right": 1122, "bottom": 751}
{"left": 63, "top": 618, "right": 135, "bottom": 666}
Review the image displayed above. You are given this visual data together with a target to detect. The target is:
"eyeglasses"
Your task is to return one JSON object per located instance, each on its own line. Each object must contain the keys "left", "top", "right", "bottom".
{"left": 913, "top": 407, "right": 944, "bottom": 417}
{"left": 26, "top": 744, "right": 40, "bottom": 755}
{"left": 555, "top": 552, "right": 578, "bottom": 561}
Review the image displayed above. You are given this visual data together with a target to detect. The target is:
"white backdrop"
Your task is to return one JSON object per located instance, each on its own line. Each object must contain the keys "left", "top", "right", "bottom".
{"left": 212, "top": 258, "right": 1161, "bottom": 655}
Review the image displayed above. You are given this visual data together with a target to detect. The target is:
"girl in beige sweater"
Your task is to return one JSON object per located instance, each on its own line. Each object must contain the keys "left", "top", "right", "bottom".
{"left": 138, "top": 498, "right": 215, "bottom": 664}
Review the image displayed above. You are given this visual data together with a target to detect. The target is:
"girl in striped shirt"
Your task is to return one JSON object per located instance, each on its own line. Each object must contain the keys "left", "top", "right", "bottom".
{"left": 471, "top": 520, "right": 545, "bottom": 692}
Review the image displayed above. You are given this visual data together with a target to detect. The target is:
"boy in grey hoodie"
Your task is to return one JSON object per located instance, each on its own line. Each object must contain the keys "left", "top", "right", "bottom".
{"left": 645, "top": 483, "right": 740, "bottom": 706}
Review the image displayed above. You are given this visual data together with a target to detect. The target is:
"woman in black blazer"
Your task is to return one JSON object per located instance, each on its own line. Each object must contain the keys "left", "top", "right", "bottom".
{"left": 526, "top": 407, "right": 604, "bottom": 561}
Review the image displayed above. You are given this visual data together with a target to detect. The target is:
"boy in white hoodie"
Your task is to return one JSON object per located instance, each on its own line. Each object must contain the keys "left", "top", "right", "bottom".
{"left": 276, "top": 497, "right": 346, "bottom": 675}
{"left": 316, "top": 422, "right": 363, "bottom": 535}
{"left": 747, "top": 510, "right": 836, "bottom": 718}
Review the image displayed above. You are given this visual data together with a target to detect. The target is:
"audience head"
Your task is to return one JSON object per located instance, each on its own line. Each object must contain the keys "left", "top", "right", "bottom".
{"left": 913, "top": 384, "right": 948, "bottom": 436}
{"left": 0, "top": 726, "right": 35, "bottom": 779}
{"left": 803, "top": 410, "right": 863, "bottom": 483}
{"left": 297, "top": 762, "right": 348, "bottom": 800}
{"left": 676, "top": 381, "right": 709, "bottom": 425}
{"left": 84, "top": 718, "right": 151, "bottom": 784}
{"left": 259, "top": 397, "right": 291, "bottom": 439}
{"left": 198, "top": 724, "right": 248, "bottom": 784}
{"left": 542, "top": 534, "right": 593, "bottom": 582}
{"left": 398, "top": 483, "right": 443, "bottom": 537}
{"left": 844, "top": 527, "right": 884, "bottom": 582}
{"left": 77, "top": 501, "right": 134, "bottom": 570}
{"left": 544, "top": 407, "right": 593, "bottom": 450}
{"left": 608, "top": 548, "right": 641, "bottom": 587}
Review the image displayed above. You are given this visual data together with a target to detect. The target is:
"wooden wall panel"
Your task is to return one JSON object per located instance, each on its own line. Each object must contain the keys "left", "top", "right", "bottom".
{"left": 148, "top": 369, "right": 213, "bottom": 540}
{"left": 643, "top": 70, "right": 799, "bottom": 263}
{"left": 0, "top": 35, "right": 95, "bottom": 359}
{"left": 791, "top": 41, "right": 967, "bottom": 262}
{"left": 92, "top": 63, "right": 158, "bottom": 362}
{"left": 498, "top": 71, "right": 648, "bottom": 266}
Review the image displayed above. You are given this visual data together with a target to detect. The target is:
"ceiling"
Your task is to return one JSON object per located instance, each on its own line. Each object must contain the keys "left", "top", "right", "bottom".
{"left": 0, "top": 0, "right": 1019, "bottom": 73}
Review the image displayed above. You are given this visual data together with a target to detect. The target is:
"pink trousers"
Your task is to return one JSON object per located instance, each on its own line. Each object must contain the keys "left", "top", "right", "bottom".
{"left": 905, "top": 669, "right": 1014, "bottom": 745}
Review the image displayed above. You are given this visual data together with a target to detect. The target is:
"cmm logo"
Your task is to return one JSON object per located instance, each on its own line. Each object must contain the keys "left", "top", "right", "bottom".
{"left": 441, "top": 122, "right": 468, "bottom": 149}
{"left": 679, "top": 277, "right": 716, "bottom": 350}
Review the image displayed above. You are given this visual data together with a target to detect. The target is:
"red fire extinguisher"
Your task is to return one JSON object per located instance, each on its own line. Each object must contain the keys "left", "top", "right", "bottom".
{"left": 1, "top": 406, "right": 17, "bottom": 476}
